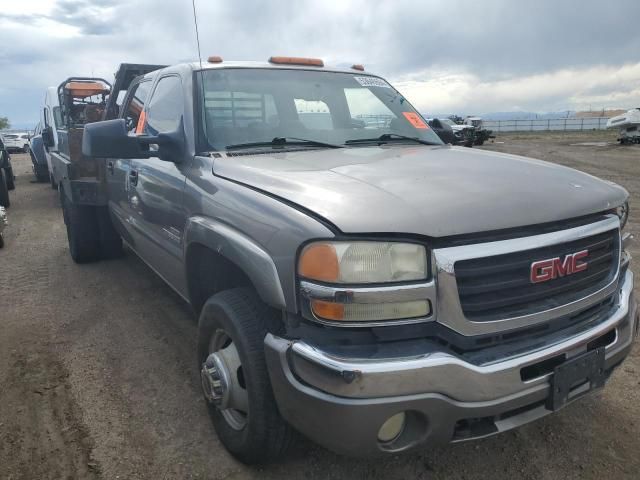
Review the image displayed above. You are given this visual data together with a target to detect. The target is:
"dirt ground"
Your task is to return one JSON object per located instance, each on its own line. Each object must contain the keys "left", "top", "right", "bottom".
{"left": 1, "top": 131, "right": 639, "bottom": 480}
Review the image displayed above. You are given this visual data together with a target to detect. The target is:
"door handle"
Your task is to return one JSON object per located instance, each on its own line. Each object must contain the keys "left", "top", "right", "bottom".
{"left": 129, "top": 170, "right": 138, "bottom": 186}
{"left": 107, "top": 161, "right": 115, "bottom": 174}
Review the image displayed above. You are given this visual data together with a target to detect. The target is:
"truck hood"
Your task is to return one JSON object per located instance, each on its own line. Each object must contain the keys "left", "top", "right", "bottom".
{"left": 212, "top": 145, "right": 627, "bottom": 237}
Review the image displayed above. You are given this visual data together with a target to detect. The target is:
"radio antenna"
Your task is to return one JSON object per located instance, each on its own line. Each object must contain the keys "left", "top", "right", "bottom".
{"left": 191, "top": 0, "right": 203, "bottom": 69}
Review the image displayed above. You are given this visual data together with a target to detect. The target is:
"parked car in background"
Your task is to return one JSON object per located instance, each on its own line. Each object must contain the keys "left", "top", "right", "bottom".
{"left": 463, "top": 116, "right": 494, "bottom": 145}
{"left": 427, "top": 118, "right": 457, "bottom": 144}
{"left": 0, "top": 205, "right": 6, "bottom": 247}
{"left": 2, "top": 131, "right": 30, "bottom": 153}
{"left": 29, "top": 122, "right": 49, "bottom": 182}
{"left": 0, "top": 136, "right": 13, "bottom": 207}
{"left": 440, "top": 117, "right": 475, "bottom": 147}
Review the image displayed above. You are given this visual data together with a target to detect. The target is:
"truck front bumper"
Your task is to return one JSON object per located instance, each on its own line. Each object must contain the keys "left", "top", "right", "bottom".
{"left": 264, "top": 270, "right": 638, "bottom": 456}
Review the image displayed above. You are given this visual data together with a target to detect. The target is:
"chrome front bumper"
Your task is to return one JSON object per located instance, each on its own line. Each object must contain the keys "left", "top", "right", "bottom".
{"left": 265, "top": 269, "right": 637, "bottom": 456}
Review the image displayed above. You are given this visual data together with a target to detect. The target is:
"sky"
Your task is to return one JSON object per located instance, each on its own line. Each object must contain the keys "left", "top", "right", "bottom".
{"left": 1, "top": 0, "right": 640, "bottom": 128}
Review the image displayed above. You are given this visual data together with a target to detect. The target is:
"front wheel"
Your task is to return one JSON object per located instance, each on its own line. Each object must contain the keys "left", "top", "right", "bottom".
{"left": 197, "top": 288, "right": 293, "bottom": 464}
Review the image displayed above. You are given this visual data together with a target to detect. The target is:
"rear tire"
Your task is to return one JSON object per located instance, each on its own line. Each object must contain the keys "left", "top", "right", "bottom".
{"left": 34, "top": 165, "right": 49, "bottom": 183}
{"left": 197, "top": 288, "right": 293, "bottom": 464}
{"left": 5, "top": 167, "right": 14, "bottom": 190}
{"left": 61, "top": 190, "right": 100, "bottom": 263}
{"left": 97, "top": 206, "right": 123, "bottom": 259}
{"left": 0, "top": 170, "right": 10, "bottom": 208}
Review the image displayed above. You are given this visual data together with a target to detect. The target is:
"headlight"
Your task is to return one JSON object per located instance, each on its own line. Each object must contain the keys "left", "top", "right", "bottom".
{"left": 613, "top": 202, "right": 629, "bottom": 229}
{"left": 298, "top": 241, "right": 427, "bottom": 284}
{"left": 298, "top": 241, "right": 431, "bottom": 324}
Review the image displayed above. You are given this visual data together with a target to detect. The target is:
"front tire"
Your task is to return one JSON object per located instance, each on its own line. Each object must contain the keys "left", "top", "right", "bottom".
{"left": 197, "top": 288, "right": 293, "bottom": 464}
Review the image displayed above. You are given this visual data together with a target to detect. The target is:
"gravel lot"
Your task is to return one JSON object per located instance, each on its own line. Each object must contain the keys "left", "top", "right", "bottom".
{"left": 1, "top": 131, "right": 639, "bottom": 479}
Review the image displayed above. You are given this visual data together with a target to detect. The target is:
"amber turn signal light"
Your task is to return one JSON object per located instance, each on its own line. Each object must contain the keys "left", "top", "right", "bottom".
{"left": 207, "top": 56, "right": 223, "bottom": 63}
{"left": 298, "top": 243, "right": 339, "bottom": 282}
{"left": 310, "top": 299, "right": 345, "bottom": 321}
{"left": 269, "top": 56, "right": 324, "bottom": 67}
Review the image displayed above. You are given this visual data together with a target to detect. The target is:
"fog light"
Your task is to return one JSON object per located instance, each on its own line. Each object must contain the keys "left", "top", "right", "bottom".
{"left": 377, "top": 412, "right": 406, "bottom": 443}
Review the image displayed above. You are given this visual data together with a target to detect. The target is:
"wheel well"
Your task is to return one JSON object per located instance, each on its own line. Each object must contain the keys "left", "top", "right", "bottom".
{"left": 186, "top": 243, "right": 253, "bottom": 315}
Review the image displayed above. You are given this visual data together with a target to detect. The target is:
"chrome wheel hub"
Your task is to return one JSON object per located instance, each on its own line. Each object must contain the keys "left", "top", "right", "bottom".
{"left": 201, "top": 329, "right": 249, "bottom": 431}
{"left": 201, "top": 352, "right": 230, "bottom": 408}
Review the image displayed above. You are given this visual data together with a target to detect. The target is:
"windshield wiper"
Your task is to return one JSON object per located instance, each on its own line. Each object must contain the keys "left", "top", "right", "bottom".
{"left": 345, "top": 133, "right": 439, "bottom": 146}
{"left": 226, "top": 136, "right": 343, "bottom": 150}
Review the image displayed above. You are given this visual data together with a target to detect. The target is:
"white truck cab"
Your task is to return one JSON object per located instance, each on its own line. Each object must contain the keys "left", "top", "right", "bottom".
{"left": 41, "top": 86, "right": 61, "bottom": 185}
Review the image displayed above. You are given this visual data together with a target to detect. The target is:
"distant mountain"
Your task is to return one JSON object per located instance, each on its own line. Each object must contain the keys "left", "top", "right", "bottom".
{"left": 480, "top": 111, "right": 576, "bottom": 120}
{"left": 2, "top": 122, "right": 37, "bottom": 131}
{"left": 422, "top": 111, "right": 577, "bottom": 121}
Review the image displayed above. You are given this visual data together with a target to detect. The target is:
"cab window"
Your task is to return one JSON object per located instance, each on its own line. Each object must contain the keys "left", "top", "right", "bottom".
{"left": 122, "top": 80, "right": 152, "bottom": 133}
{"left": 145, "top": 76, "right": 184, "bottom": 135}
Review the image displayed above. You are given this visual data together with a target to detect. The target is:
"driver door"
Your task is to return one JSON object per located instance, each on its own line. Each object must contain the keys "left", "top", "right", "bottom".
{"left": 127, "top": 75, "right": 190, "bottom": 295}
{"left": 107, "top": 78, "right": 153, "bottom": 241}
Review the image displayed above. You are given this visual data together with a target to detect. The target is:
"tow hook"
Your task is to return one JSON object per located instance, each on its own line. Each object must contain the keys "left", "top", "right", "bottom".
{"left": 201, "top": 353, "right": 231, "bottom": 409}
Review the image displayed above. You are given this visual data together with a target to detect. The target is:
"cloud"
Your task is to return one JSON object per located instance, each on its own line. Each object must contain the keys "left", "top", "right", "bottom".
{"left": 1, "top": 0, "right": 640, "bottom": 125}
{"left": 397, "top": 62, "right": 640, "bottom": 114}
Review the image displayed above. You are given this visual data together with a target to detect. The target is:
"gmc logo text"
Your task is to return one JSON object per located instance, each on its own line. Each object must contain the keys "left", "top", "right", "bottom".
{"left": 530, "top": 249, "right": 589, "bottom": 284}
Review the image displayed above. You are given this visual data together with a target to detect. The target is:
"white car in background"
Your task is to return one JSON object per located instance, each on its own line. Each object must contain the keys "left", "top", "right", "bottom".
{"left": 1, "top": 132, "right": 31, "bottom": 153}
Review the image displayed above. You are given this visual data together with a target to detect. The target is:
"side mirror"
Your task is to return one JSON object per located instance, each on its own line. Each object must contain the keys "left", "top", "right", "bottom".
{"left": 42, "top": 126, "right": 55, "bottom": 147}
{"left": 83, "top": 119, "right": 150, "bottom": 158}
{"left": 83, "top": 118, "right": 185, "bottom": 162}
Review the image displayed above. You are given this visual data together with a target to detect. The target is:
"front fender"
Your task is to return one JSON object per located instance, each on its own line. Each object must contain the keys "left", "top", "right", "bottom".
{"left": 184, "top": 216, "right": 287, "bottom": 309}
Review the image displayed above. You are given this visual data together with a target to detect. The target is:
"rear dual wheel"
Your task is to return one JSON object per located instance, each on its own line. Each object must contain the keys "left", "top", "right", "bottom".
{"left": 61, "top": 192, "right": 122, "bottom": 263}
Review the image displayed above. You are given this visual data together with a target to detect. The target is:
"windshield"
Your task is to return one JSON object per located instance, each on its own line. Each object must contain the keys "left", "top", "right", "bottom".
{"left": 199, "top": 68, "right": 442, "bottom": 150}
{"left": 4, "top": 134, "right": 18, "bottom": 139}
{"left": 441, "top": 119, "right": 457, "bottom": 126}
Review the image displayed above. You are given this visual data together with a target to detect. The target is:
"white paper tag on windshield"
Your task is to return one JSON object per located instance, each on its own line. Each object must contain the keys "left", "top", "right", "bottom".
{"left": 354, "top": 76, "right": 391, "bottom": 88}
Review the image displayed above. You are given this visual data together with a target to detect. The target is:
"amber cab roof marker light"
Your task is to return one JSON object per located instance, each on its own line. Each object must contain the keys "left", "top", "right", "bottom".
{"left": 351, "top": 64, "right": 365, "bottom": 71}
{"left": 268, "top": 56, "right": 324, "bottom": 67}
{"left": 207, "top": 56, "right": 223, "bottom": 63}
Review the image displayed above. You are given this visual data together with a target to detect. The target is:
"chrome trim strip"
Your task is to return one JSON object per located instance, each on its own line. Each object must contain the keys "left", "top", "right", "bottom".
{"left": 286, "top": 270, "right": 634, "bottom": 401}
{"left": 434, "top": 215, "right": 621, "bottom": 336}
{"left": 300, "top": 280, "right": 435, "bottom": 304}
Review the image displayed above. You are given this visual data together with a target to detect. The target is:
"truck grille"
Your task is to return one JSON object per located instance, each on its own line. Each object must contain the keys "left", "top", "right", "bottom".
{"left": 455, "top": 229, "right": 619, "bottom": 321}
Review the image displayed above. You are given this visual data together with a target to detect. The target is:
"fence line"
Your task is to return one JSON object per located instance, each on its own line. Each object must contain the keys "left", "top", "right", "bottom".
{"left": 483, "top": 117, "right": 610, "bottom": 132}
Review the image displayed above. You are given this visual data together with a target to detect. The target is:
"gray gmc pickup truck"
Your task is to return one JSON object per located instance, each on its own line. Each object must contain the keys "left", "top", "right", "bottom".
{"left": 66, "top": 57, "right": 637, "bottom": 464}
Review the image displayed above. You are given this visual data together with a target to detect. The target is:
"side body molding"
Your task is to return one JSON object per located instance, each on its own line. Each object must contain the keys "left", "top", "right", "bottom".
{"left": 184, "top": 216, "right": 287, "bottom": 309}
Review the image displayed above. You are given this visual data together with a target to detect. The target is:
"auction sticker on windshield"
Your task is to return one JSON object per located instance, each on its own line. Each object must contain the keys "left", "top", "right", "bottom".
{"left": 354, "top": 76, "right": 391, "bottom": 88}
{"left": 402, "top": 112, "right": 429, "bottom": 129}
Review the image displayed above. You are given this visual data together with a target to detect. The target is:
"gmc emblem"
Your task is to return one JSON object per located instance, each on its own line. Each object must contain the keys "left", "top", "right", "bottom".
{"left": 530, "top": 250, "right": 589, "bottom": 284}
